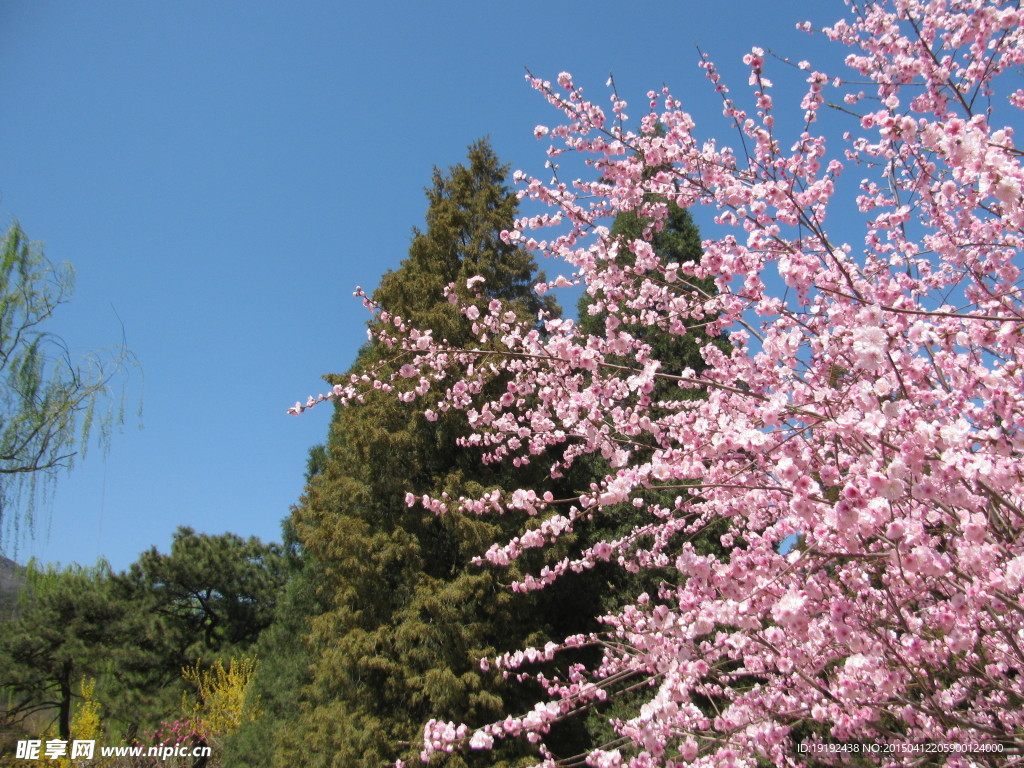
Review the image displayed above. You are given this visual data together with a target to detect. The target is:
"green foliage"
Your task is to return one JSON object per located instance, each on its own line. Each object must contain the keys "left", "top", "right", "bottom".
{"left": 0, "top": 526, "right": 288, "bottom": 755}
{"left": 222, "top": 503, "right": 327, "bottom": 768}
{"left": 0, "top": 560, "right": 128, "bottom": 741}
{"left": 0, "top": 221, "right": 135, "bottom": 544}
{"left": 110, "top": 527, "right": 286, "bottom": 736}
{"left": 126, "top": 526, "right": 287, "bottom": 662}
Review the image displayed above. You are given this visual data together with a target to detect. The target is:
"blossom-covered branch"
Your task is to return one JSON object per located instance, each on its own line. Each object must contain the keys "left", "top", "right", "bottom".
{"left": 294, "top": 1, "right": 1024, "bottom": 765}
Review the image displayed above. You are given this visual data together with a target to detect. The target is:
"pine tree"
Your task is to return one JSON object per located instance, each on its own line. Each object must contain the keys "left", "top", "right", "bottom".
{"left": 273, "top": 140, "right": 566, "bottom": 768}
{"left": 110, "top": 528, "right": 286, "bottom": 739}
{"left": 126, "top": 527, "right": 287, "bottom": 664}
{"left": 0, "top": 561, "right": 127, "bottom": 742}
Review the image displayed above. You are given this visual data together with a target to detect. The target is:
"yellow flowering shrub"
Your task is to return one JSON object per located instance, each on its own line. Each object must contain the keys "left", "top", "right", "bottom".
{"left": 181, "top": 656, "right": 260, "bottom": 751}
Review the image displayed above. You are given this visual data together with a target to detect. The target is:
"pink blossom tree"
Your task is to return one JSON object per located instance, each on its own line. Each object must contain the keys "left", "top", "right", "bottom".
{"left": 293, "top": 1, "right": 1024, "bottom": 765}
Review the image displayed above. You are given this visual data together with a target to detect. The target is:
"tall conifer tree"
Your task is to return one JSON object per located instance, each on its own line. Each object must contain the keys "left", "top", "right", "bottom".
{"left": 571, "top": 200, "right": 732, "bottom": 752}
{"left": 274, "top": 140, "right": 563, "bottom": 768}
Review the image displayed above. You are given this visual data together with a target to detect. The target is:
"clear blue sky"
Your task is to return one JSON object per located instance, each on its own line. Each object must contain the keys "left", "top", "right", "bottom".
{"left": 0, "top": 1, "right": 839, "bottom": 572}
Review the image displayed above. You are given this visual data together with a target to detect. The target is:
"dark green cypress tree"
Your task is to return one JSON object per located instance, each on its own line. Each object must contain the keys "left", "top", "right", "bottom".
{"left": 577, "top": 201, "right": 724, "bottom": 400}
{"left": 269, "top": 140, "right": 566, "bottom": 768}
{"left": 573, "top": 194, "right": 729, "bottom": 570}
{"left": 570, "top": 199, "right": 732, "bottom": 750}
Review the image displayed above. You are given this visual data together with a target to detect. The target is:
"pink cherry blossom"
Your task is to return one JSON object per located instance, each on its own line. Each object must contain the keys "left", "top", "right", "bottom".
{"left": 295, "top": 1, "right": 1024, "bottom": 765}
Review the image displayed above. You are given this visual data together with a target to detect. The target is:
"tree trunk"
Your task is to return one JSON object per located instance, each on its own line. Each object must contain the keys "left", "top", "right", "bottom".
{"left": 58, "top": 662, "right": 72, "bottom": 742}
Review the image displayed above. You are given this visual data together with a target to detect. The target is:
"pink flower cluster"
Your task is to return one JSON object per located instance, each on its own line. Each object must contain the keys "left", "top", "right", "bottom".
{"left": 294, "top": 1, "right": 1024, "bottom": 765}
{"left": 136, "top": 717, "right": 203, "bottom": 749}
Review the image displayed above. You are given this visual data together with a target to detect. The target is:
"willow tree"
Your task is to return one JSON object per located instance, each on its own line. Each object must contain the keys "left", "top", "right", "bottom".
{"left": 0, "top": 221, "right": 133, "bottom": 542}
